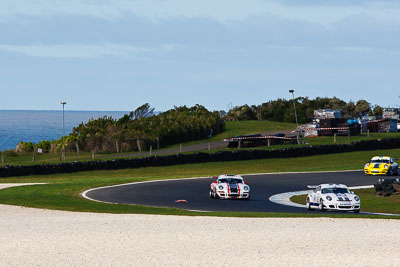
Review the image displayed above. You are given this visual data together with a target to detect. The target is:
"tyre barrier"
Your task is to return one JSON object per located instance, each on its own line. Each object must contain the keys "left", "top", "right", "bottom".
{"left": 1, "top": 138, "right": 400, "bottom": 178}
{"left": 374, "top": 178, "right": 400, "bottom": 197}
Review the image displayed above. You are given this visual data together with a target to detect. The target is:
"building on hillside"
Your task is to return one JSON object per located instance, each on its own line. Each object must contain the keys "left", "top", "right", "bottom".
{"left": 367, "top": 118, "right": 398, "bottom": 133}
{"left": 313, "top": 109, "right": 342, "bottom": 120}
{"left": 383, "top": 108, "right": 399, "bottom": 120}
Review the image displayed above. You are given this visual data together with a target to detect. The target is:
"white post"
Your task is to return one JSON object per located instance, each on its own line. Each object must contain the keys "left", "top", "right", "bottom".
{"left": 32, "top": 145, "right": 36, "bottom": 163}
{"left": 137, "top": 138, "right": 142, "bottom": 152}
{"left": 179, "top": 144, "right": 182, "bottom": 153}
{"left": 60, "top": 101, "right": 67, "bottom": 161}
{"left": 150, "top": 146, "right": 152, "bottom": 156}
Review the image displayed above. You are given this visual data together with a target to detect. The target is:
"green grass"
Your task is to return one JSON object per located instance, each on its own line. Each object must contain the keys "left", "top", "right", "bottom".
{"left": 354, "top": 189, "right": 400, "bottom": 214}
{"left": 304, "top": 132, "right": 400, "bottom": 146}
{"left": 0, "top": 151, "right": 116, "bottom": 166}
{"left": 0, "top": 148, "right": 400, "bottom": 218}
{"left": 290, "top": 189, "right": 400, "bottom": 215}
{"left": 162, "top": 120, "right": 297, "bottom": 148}
{"left": 224, "top": 120, "right": 296, "bottom": 138}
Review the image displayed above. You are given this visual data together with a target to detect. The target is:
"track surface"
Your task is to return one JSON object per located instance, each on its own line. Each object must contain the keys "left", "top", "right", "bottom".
{"left": 85, "top": 171, "right": 379, "bottom": 213}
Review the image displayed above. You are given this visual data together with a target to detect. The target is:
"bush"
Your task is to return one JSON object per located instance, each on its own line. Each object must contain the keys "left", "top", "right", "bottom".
{"left": 16, "top": 141, "right": 35, "bottom": 153}
{"left": 37, "top": 140, "right": 51, "bottom": 152}
{"left": 2, "top": 150, "right": 17, "bottom": 157}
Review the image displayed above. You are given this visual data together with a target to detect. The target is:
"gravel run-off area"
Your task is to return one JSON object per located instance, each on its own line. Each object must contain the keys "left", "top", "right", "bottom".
{"left": 0, "top": 184, "right": 400, "bottom": 266}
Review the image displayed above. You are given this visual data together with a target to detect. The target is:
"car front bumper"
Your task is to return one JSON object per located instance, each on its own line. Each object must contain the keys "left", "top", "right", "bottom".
{"left": 324, "top": 202, "right": 361, "bottom": 211}
{"left": 364, "top": 168, "right": 388, "bottom": 175}
{"left": 216, "top": 191, "right": 250, "bottom": 199}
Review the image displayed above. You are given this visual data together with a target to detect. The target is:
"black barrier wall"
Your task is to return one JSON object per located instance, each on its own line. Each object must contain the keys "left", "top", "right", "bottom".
{"left": 1, "top": 138, "right": 400, "bottom": 177}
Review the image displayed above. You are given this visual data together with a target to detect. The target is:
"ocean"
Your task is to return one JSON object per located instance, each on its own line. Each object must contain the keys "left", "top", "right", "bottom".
{"left": 0, "top": 110, "right": 128, "bottom": 151}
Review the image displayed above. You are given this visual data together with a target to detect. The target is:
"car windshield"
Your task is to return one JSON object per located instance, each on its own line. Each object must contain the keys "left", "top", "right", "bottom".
{"left": 321, "top": 188, "right": 350, "bottom": 194}
{"left": 218, "top": 178, "right": 242, "bottom": 184}
{"left": 371, "top": 159, "right": 390, "bottom": 164}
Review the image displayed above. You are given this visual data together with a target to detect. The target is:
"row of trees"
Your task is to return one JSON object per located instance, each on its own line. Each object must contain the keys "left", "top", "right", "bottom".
{"left": 21, "top": 104, "right": 225, "bottom": 153}
{"left": 225, "top": 97, "right": 383, "bottom": 123}
{"left": 15, "top": 97, "right": 385, "bottom": 153}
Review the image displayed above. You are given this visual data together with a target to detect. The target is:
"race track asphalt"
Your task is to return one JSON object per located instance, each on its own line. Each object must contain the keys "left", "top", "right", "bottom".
{"left": 85, "top": 171, "right": 380, "bottom": 213}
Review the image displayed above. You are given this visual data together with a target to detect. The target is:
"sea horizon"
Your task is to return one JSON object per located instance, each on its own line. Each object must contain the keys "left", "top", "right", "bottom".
{"left": 0, "top": 109, "right": 130, "bottom": 112}
{"left": 0, "top": 110, "right": 130, "bottom": 151}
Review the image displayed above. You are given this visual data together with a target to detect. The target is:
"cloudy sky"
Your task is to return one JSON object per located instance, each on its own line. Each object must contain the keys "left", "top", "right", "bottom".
{"left": 1, "top": 0, "right": 400, "bottom": 111}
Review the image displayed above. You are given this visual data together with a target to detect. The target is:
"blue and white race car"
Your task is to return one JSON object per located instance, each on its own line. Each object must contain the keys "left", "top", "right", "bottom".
{"left": 210, "top": 175, "right": 250, "bottom": 199}
{"left": 306, "top": 184, "right": 360, "bottom": 213}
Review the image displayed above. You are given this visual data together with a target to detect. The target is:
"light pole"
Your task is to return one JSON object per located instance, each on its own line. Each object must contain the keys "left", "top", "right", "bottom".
{"left": 60, "top": 101, "right": 66, "bottom": 160}
{"left": 289, "top": 89, "right": 298, "bottom": 127}
{"left": 289, "top": 90, "right": 300, "bottom": 144}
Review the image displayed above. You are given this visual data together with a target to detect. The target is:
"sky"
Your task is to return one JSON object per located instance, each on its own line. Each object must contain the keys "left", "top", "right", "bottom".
{"left": 1, "top": 0, "right": 400, "bottom": 112}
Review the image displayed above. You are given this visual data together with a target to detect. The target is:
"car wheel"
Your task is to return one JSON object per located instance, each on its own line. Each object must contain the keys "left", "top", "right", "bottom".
{"left": 209, "top": 190, "right": 214, "bottom": 198}
{"left": 318, "top": 199, "right": 325, "bottom": 211}
{"left": 306, "top": 198, "right": 312, "bottom": 210}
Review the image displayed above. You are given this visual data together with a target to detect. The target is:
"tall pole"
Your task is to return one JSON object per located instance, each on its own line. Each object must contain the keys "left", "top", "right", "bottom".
{"left": 289, "top": 89, "right": 298, "bottom": 127}
{"left": 289, "top": 90, "right": 300, "bottom": 144}
{"left": 60, "top": 101, "right": 66, "bottom": 160}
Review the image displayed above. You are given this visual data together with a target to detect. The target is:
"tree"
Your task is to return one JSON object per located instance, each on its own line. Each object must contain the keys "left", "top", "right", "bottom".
{"left": 225, "top": 105, "right": 256, "bottom": 121}
{"left": 129, "top": 103, "right": 155, "bottom": 120}
{"left": 372, "top": 105, "right": 383, "bottom": 117}
{"left": 328, "top": 97, "right": 346, "bottom": 110}
{"left": 343, "top": 101, "right": 356, "bottom": 117}
{"left": 355, "top": 100, "right": 371, "bottom": 116}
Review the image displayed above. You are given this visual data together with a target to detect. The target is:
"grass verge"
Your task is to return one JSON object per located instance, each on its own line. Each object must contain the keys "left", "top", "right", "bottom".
{"left": 0, "top": 148, "right": 400, "bottom": 218}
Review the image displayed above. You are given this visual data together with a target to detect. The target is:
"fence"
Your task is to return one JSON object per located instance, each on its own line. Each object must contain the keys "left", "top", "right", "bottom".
{"left": 1, "top": 138, "right": 400, "bottom": 177}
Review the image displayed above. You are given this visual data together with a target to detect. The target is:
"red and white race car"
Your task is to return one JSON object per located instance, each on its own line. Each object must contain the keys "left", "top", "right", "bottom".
{"left": 210, "top": 174, "right": 250, "bottom": 199}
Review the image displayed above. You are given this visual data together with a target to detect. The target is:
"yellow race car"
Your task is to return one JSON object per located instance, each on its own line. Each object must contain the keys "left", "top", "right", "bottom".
{"left": 364, "top": 156, "right": 399, "bottom": 176}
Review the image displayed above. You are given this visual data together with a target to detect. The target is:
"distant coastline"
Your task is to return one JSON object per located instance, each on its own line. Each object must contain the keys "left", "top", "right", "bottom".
{"left": 0, "top": 109, "right": 130, "bottom": 112}
{"left": 0, "top": 110, "right": 129, "bottom": 151}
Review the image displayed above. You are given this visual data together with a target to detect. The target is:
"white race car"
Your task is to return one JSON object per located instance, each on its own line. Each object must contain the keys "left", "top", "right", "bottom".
{"left": 306, "top": 184, "right": 360, "bottom": 213}
{"left": 210, "top": 175, "right": 250, "bottom": 199}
